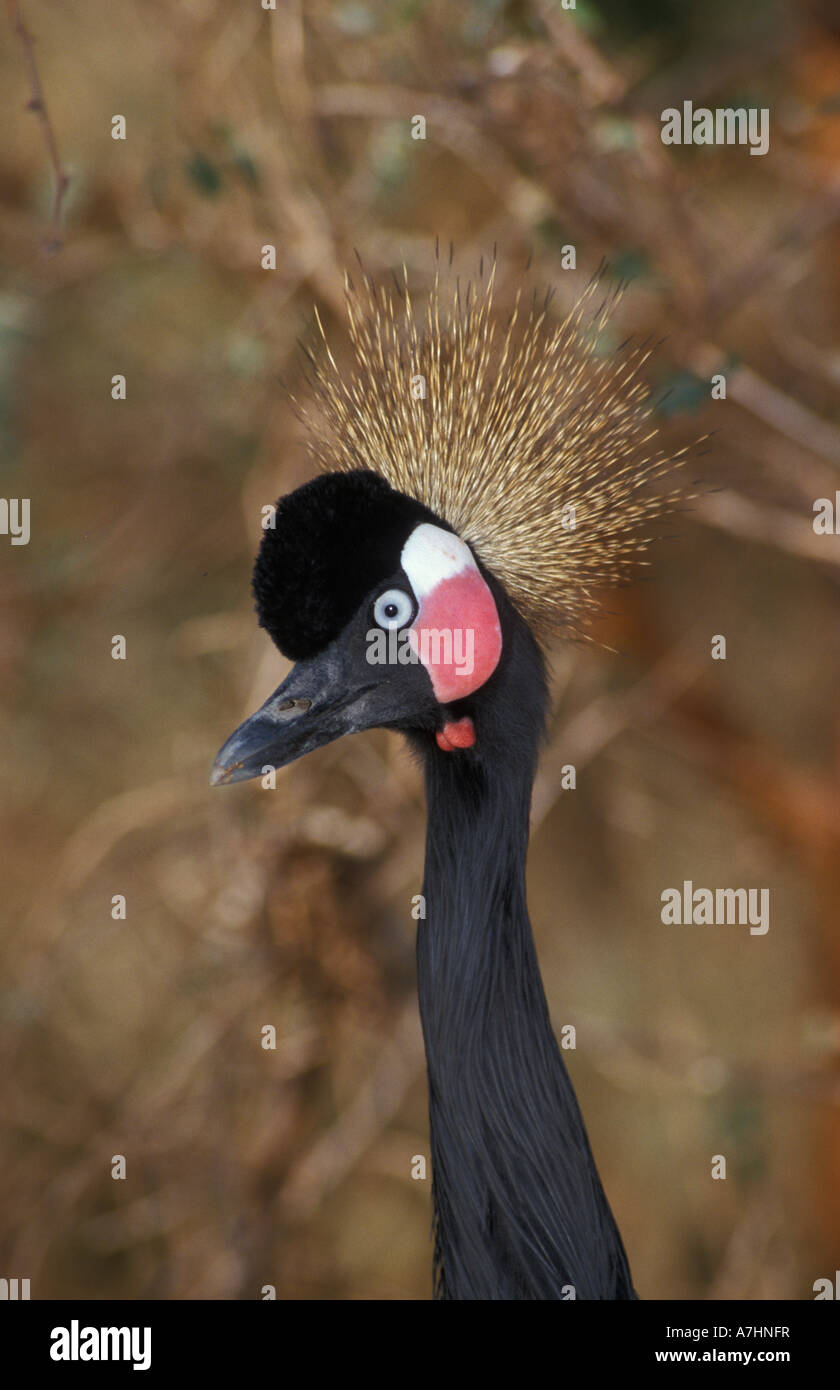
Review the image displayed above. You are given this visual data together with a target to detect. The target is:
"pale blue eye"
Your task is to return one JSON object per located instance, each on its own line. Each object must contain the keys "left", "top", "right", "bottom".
{"left": 373, "top": 588, "right": 414, "bottom": 630}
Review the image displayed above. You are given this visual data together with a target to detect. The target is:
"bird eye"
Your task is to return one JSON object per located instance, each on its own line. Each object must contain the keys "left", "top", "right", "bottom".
{"left": 373, "top": 587, "right": 414, "bottom": 630}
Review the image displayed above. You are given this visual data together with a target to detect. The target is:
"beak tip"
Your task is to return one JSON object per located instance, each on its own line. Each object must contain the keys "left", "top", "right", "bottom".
{"left": 210, "top": 674, "right": 323, "bottom": 789}
{"left": 210, "top": 751, "right": 239, "bottom": 787}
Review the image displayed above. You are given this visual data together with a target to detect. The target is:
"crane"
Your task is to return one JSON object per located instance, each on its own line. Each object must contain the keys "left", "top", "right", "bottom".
{"left": 211, "top": 260, "right": 691, "bottom": 1299}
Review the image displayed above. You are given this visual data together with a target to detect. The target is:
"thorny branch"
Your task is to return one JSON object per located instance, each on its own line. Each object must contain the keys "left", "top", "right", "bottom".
{"left": 6, "top": 0, "right": 70, "bottom": 254}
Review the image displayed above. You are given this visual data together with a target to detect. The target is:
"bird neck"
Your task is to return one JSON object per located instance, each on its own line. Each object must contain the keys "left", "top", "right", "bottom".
{"left": 415, "top": 618, "right": 635, "bottom": 1300}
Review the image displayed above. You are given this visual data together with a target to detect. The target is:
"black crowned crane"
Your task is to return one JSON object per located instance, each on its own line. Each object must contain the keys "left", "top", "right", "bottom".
{"left": 212, "top": 263, "right": 691, "bottom": 1300}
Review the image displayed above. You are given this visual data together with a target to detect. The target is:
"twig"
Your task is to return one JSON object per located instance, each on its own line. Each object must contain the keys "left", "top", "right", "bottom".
{"left": 6, "top": 0, "right": 70, "bottom": 254}
{"left": 706, "top": 179, "right": 840, "bottom": 325}
{"left": 312, "top": 84, "right": 555, "bottom": 231}
{"left": 535, "top": 0, "right": 626, "bottom": 106}
{"left": 695, "top": 490, "right": 840, "bottom": 567}
{"left": 690, "top": 344, "right": 840, "bottom": 469}
{"left": 532, "top": 633, "right": 706, "bottom": 829}
{"left": 276, "top": 1000, "right": 425, "bottom": 1221}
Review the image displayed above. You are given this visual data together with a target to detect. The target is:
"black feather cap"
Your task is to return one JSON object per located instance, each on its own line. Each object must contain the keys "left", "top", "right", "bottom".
{"left": 252, "top": 469, "right": 449, "bottom": 660}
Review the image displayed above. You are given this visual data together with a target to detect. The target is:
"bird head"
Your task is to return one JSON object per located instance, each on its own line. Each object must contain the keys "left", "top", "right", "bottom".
{"left": 211, "top": 260, "right": 695, "bottom": 786}
{"left": 211, "top": 468, "right": 510, "bottom": 784}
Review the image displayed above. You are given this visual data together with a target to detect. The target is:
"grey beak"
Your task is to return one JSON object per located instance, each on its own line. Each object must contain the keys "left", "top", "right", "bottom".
{"left": 211, "top": 643, "right": 379, "bottom": 786}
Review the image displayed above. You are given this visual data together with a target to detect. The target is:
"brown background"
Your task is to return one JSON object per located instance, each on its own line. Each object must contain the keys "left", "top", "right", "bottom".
{"left": 1, "top": 0, "right": 839, "bottom": 1299}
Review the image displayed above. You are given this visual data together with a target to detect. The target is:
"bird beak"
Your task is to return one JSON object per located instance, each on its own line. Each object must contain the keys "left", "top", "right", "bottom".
{"left": 210, "top": 644, "right": 384, "bottom": 786}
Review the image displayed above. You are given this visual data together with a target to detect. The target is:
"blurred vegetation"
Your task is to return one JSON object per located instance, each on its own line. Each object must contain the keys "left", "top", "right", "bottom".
{"left": 1, "top": 0, "right": 840, "bottom": 1299}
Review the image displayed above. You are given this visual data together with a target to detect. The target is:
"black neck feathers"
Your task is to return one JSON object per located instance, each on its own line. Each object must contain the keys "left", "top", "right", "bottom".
{"left": 414, "top": 609, "right": 636, "bottom": 1300}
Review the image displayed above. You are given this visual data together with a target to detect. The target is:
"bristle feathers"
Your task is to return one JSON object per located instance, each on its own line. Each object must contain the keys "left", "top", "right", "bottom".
{"left": 297, "top": 264, "right": 695, "bottom": 640}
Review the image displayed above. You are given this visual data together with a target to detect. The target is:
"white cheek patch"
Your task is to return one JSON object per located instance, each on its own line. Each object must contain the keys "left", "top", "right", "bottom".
{"left": 400, "top": 521, "right": 503, "bottom": 704}
{"left": 400, "top": 523, "right": 477, "bottom": 596}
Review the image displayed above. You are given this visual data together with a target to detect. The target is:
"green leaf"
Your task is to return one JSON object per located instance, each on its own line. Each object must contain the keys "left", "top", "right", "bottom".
{"left": 185, "top": 153, "right": 222, "bottom": 197}
{"left": 656, "top": 370, "right": 709, "bottom": 417}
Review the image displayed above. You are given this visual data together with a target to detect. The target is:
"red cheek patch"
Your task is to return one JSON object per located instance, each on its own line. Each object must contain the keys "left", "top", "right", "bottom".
{"left": 409, "top": 569, "right": 502, "bottom": 703}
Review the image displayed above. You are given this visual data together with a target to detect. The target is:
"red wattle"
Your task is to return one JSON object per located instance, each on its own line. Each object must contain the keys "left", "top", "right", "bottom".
{"left": 436, "top": 717, "right": 476, "bottom": 752}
